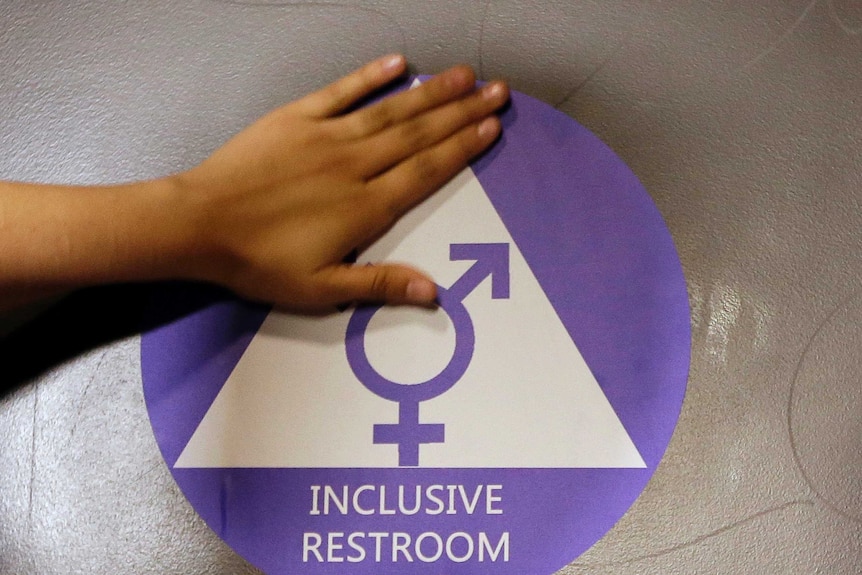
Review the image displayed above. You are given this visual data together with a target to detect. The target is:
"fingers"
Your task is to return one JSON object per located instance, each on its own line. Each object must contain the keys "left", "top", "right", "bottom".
{"left": 357, "top": 81, "right": 508, "bottom": 176}
{"left": 335, "top": 65, "right": 477, "bottom": 139}
{"left": 367, "top": 116, "right": 502, "bottom": 221}
{"left": 296, "top": 54, "right": 407, "bottom": 118}
{"left": 316, "top": 263, "right": 438, "bottom": 307}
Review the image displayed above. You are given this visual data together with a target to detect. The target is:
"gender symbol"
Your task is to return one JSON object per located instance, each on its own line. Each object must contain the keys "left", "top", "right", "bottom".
{"left": 345, "top": 243, "right": 510, "bottom": 466}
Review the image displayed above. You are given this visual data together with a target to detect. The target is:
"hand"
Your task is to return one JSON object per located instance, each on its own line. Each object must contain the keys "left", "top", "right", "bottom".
{"left": 176, "top": 54, "right": 509, "bottom": 313}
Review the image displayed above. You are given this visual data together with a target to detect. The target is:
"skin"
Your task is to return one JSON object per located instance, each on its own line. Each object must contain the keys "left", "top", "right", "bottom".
{"left": 0, "top": 55, "right": 509, "bottom": 314}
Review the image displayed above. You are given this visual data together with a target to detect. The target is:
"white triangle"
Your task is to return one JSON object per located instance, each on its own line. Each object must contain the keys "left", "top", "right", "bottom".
{"left": 175, "top": 166, "right": 645, "bottom": 469}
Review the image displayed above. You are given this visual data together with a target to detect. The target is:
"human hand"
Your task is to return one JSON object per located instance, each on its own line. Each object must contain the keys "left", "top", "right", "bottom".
{"left": 174, "top": 55, "right": 509, "bottom": 313}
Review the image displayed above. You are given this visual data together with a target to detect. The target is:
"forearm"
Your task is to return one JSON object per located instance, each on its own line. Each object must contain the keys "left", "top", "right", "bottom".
{"left": 0, "top": 177, "right": 201, "bottom": 310}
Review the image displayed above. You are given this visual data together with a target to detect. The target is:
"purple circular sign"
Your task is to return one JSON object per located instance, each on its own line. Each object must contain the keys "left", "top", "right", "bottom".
{"left": 142, "top": 81, "right": 690, "bottom": 575}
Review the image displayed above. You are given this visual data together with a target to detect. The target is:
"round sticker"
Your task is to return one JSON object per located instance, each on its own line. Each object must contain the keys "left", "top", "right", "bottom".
{"left": 142, "top": 79, "right": 690, "bottom": 575}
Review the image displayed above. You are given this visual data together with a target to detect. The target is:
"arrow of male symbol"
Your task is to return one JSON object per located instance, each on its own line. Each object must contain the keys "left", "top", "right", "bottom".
{"left": 345, "top": 242, "right": 511, "bottom": 466}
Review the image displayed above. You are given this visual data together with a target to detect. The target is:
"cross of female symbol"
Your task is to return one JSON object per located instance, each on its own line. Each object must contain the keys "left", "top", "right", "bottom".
{"left": 345, "top": 243, "right": 510, "bottom": 467}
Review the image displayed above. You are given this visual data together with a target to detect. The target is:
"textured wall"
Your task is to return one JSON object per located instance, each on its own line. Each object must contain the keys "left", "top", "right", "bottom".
{"left": 1, "top": 1, "right": 860, "bottom": 573}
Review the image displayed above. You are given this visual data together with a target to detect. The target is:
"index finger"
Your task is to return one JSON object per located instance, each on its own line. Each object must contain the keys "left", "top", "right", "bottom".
{"left": 333, "top": 65, "right": 477, "bottom": 139}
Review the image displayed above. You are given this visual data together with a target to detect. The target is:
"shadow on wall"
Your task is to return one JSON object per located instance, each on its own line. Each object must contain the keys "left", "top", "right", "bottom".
{"left": 0, "top": 283, "right": 260, "bottom": 398}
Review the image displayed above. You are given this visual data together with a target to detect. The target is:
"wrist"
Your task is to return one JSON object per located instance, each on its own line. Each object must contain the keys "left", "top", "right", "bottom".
{"left": 137, "top": 174, "right": 214, "bottom": 285}
{"left": 162, "top": 171, "right": 243, "bottom": 290}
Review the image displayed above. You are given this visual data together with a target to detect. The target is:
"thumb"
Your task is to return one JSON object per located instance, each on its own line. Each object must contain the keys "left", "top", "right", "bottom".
{"left": 318, "top": 263, "right": 438, "bottom": 307}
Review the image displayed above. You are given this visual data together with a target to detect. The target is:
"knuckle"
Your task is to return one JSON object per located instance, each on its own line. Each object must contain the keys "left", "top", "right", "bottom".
{"left": 356, "top": 104, "right": 394, "bottom": 135}
{"left": 447, "top": 98, "right": 488, "bottom": 136}
{"left": 326, "top": 83, "right": 350, "bottom": 110}
{"left": 402, "top": 119, "right": 435, "bottom": 150}
{"left": 369, "top": 269, "right": 392, "bottom": 299}
{"left": 463, "top": 95, "right": 490, "bottom": 122}
{"left": 412, "top": 152, "right": 443, "bottom": 183}
{"left": 418, "top": 83, "right": 443, "bottom": 108}
{"left": 455, "top": 128, "right": 479, "bottom": 159}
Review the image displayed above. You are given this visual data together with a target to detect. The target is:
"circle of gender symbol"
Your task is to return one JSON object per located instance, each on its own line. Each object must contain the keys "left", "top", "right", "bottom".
{"left": 345, "top": 284, "right": 475, "bottom": 466}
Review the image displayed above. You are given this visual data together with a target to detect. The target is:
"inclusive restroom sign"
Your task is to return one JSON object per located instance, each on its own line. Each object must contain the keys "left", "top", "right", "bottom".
{"left": 141, "top": 83, "right": 690, "bottom": 575}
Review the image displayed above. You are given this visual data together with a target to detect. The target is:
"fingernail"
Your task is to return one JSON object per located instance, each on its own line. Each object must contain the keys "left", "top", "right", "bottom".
{"left": 477, "top": 117, "right": 501, "bottom": 141}
{"left": 381, "top": 54, "right": 405, "bottom": 73}
{"left": 406, "top": 279, "right": 437, "bottom": 304}
{"left": 482, "top": 82, "right": 506, "bottom": 101}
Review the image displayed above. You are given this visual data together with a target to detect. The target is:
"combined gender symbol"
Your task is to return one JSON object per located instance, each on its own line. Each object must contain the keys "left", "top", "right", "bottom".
{"left": 346, "top": 243, "right": 510, "bottom": 466}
